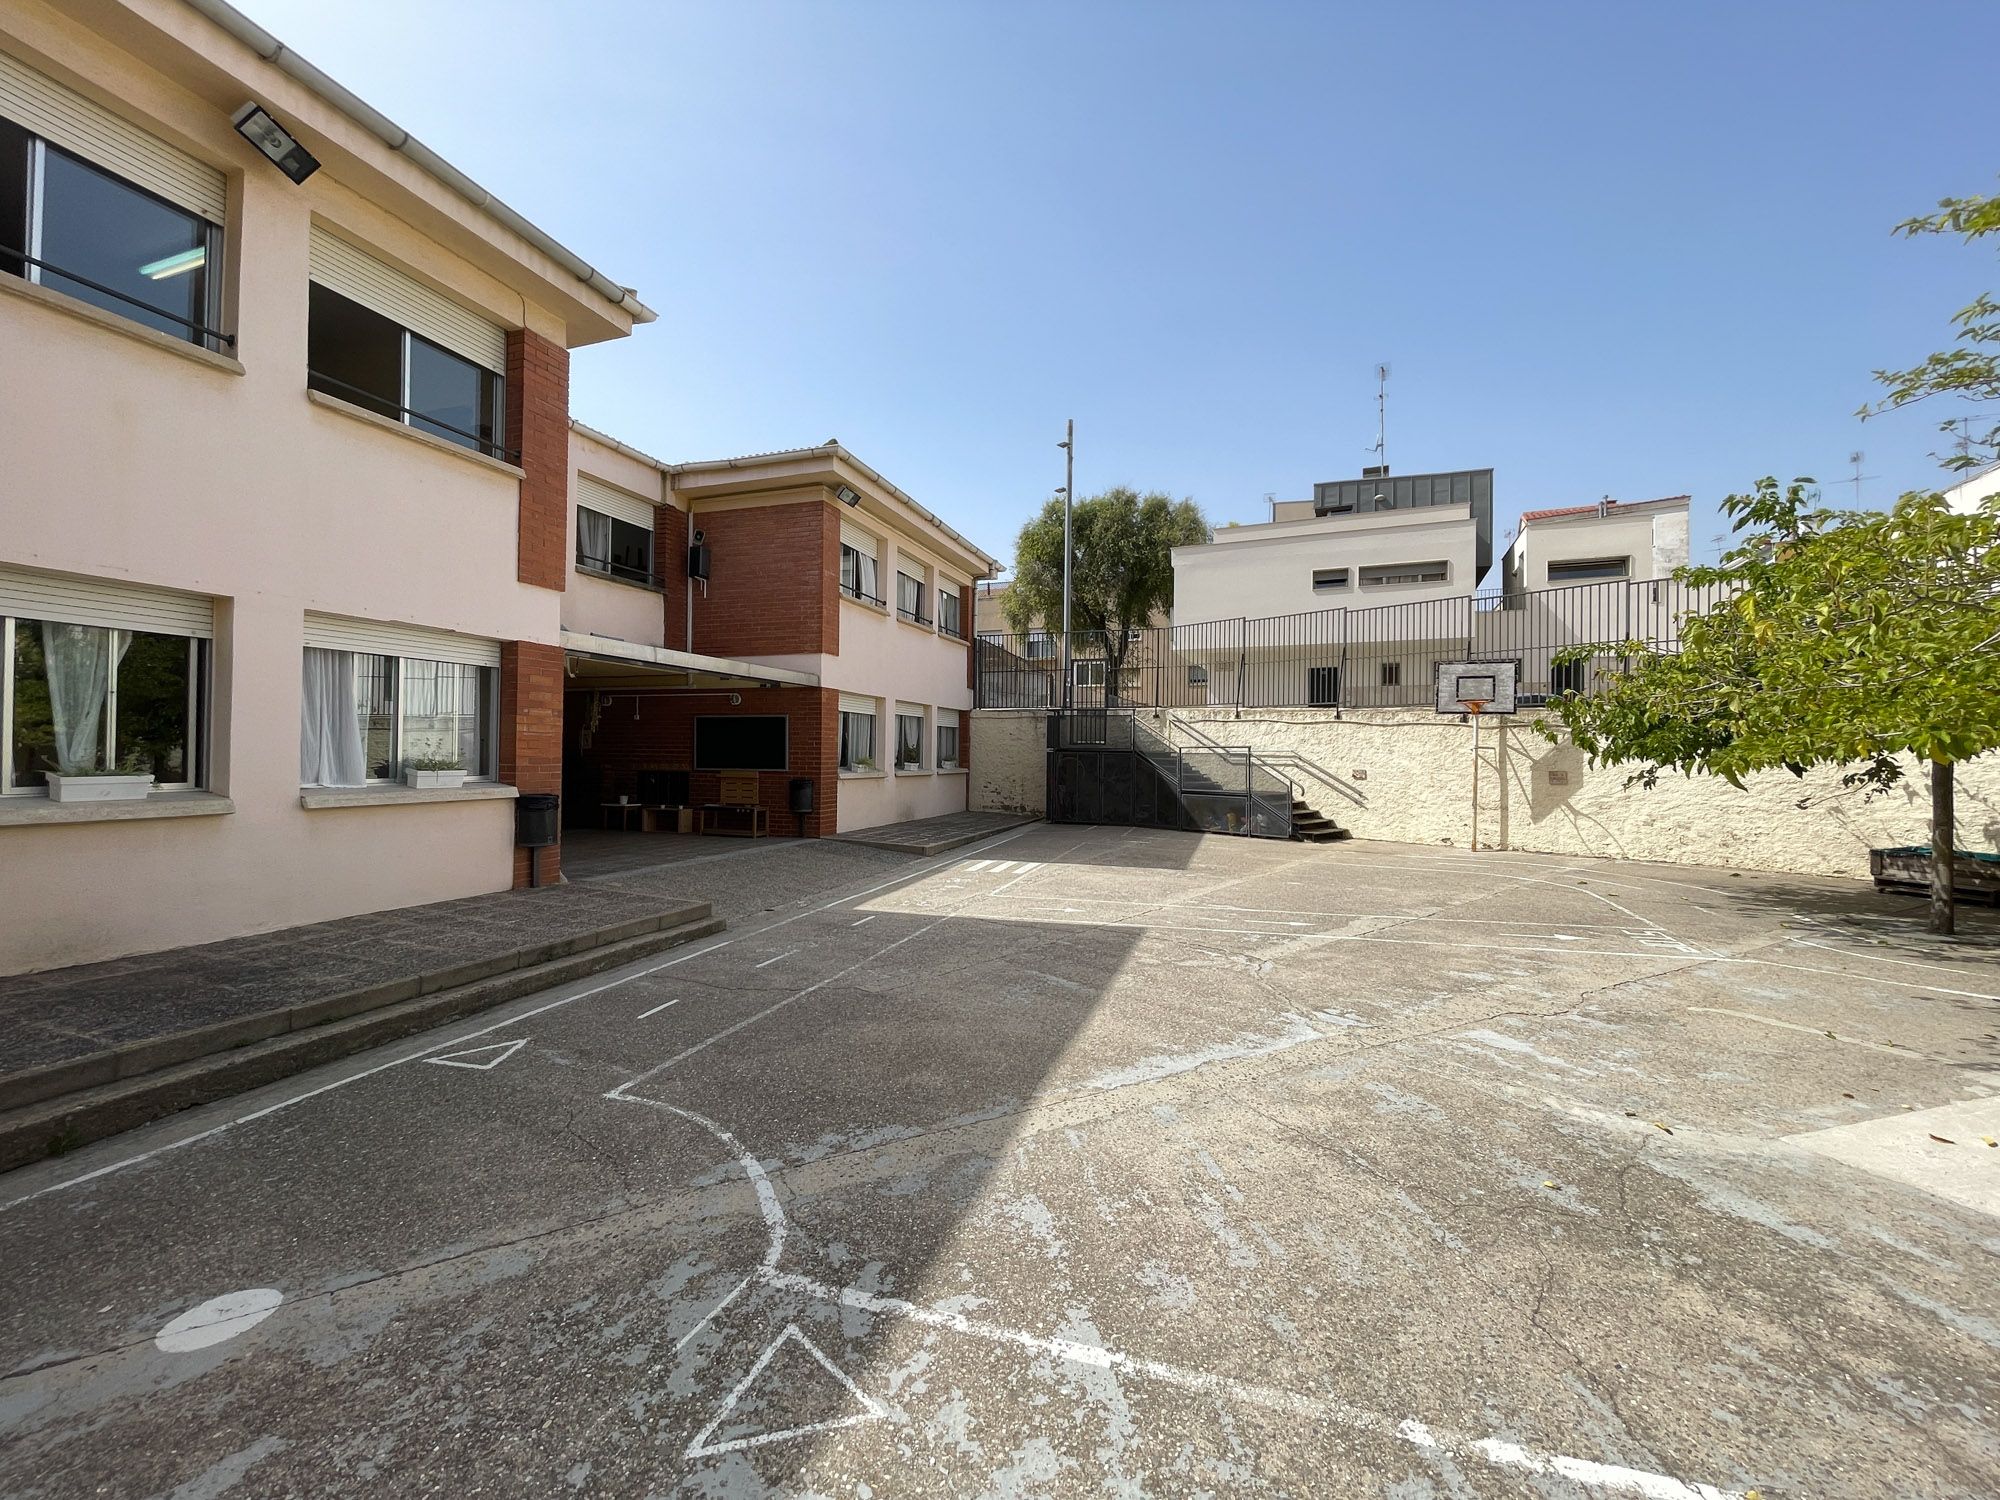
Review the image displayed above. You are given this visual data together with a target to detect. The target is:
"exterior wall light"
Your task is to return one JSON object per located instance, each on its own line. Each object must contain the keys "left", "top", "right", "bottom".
{"left": 232, "top": 103, "right": 320, "bottom": 184}
{"left": 835, "top": 485, "right": 861, "bottom": 507}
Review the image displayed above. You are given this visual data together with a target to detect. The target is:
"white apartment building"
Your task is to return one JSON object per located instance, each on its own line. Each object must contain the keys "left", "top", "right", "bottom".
{"left": 0, "top": 0, "right": 648, "bottom": 972}
{"left": 1941, "top": 460, "right": 2000, "bottom": 517}
{"left": 1498, "top": 496, "right": 1691, "bottom": 596}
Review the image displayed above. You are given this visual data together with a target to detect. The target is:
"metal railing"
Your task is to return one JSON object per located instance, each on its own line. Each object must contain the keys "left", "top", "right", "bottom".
{"left": 307, "top": 370, "right": 515, "bottom": 461}
{"left": 1048, "top": 710, "right": 1291, "bottom": 838}
{"left": 977, "top": 575, "right": 1728, "bottom": 711}
{"left": 841, "top": 580, "right": 887, "bottom": 607}
{"left": 4, "top": 246, "right": 235, "bottom": 347}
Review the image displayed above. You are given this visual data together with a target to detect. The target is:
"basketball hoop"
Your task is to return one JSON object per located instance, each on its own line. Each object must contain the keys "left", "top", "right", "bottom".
{"left": 1463, "top": 699, "right": 1488, "bottom": 717}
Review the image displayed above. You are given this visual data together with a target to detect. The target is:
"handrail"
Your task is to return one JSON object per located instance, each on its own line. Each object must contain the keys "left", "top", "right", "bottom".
{"left": 1162, "top": 711, "right": 1366, "bottom": 808}
{"left": 4, "top": 246, "right": 236, "bottom": 346}
{"left": 308, "top": 371, "right": 514, "bottom": 459}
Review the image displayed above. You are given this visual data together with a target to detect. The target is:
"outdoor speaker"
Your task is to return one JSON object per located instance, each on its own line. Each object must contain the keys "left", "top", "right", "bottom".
{"left": 688, "top": 543, "right": 710, "bottom": 580}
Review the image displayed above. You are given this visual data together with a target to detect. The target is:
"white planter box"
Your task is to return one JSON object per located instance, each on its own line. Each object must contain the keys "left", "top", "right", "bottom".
{"left": 403, "top": 768, "right": 468, "bottom": 790}
{"left": 45, "top": 772, "right": 154, "bottom": 803}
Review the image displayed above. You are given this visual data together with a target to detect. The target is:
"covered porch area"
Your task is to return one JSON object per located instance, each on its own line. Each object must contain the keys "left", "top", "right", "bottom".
{"left": 559, "top": 631, "right": 836, "bottom": 857}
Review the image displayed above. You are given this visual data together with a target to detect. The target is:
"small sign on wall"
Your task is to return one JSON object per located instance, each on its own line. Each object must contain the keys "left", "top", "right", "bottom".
{"left": 1548, "top": 768, "right": 1570, "bottom": 785}
{"left": 1352, "top": 769, "right": 1369, "bottom": 781}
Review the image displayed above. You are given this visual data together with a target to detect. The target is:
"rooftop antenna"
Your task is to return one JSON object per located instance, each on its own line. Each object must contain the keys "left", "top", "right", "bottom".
{"left": 1364, "top": 363, "right": 1389, "bottom": 473}
{"left": 1846, "top": 450, "right": 1878, "bottom": 507}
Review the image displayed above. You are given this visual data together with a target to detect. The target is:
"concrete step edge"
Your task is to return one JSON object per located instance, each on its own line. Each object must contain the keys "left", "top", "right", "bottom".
{"left": 0, "top": 900, "right": 713, "bottom": 1110}
{"left": 0, "top": 914, "right": 726, "bottom": 1174}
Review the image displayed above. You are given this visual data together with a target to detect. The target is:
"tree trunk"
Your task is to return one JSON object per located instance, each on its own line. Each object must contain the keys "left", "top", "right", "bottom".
{"left": 1929, "top": 758, "right": 1956, "bottom": 937}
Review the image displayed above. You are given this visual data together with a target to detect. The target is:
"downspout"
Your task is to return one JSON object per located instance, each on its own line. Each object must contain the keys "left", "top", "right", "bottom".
{"left": 182, "top": 0, "right": 656, "bottom": 323}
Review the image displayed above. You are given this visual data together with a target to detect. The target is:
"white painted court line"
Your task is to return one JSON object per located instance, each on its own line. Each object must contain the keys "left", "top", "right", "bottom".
{"left": 0, "top": 824, "right": 1045, "bottom": 1214}
{"left": 850, "top": 915, "right": 876, "bottom": 926}
{"left": 636, "top": 996, "right": 684, "bottom": 1020}
{"left": 683, "top": 1322, "right": 885, "bottom": 1459}
{"left": 963, "top": 860, "right": 992, "bottom": 871}
{"left": 423, "top": 1038, "right": 529, "bottom": 1072}
{"left": 1688, "top": 1007, "right": 1922, "bottom": 1058}
{"left": 754, "top": 951, "right": 797, "bottom": 969}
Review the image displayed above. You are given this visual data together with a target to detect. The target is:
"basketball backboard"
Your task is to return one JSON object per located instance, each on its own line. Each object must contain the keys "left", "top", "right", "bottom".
{"left": 1435, "top": 661, "right": 1517, "bottom": 715}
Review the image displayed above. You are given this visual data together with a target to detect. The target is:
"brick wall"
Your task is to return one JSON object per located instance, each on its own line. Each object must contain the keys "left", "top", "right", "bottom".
{"left": 656, "top": 499, "right": 688, "bottom": 651}
{"left": 565, "top": 685, "right": 839, "bottom": 837}
{"left": 506, "top": 329, "right": 571, "bottom": 592}
{"left": 500, "top": 640, "right": 566, "bottom": 886}
{"left": 962, "top": 582, "right": 976, "bottom": 691}
{"left": 689, "top": 500, "right": 837, "bottom": 658}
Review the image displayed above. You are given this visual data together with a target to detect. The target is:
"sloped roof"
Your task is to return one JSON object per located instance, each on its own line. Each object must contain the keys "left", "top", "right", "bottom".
{"left": 1518, "top": 496, "right": 1690, "bottom": 525}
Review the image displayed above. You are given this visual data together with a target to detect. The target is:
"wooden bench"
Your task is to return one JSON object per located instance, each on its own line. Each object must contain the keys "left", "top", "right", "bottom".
{"left": 699, "top": 771, "right": 768, "bottom": 838}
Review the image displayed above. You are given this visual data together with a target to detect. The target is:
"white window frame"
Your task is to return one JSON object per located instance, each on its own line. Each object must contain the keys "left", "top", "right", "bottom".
{"left": 1359, "top": 561, "right": 1448, "bottom": 587}
{"left": 1312, "top": 568, "right": 1349, "bottom": 592}
{"left": 838, "top": 708, "right": 878, "bottom": 772}
{"left": 1547, "top": 556, "right": 1632, "bottom": 583}
{"left": 300, "top": 651, "right": 499, "bottom": 788}
{"left": 1073, "top": 660, "right": 1106, "bottom": 689}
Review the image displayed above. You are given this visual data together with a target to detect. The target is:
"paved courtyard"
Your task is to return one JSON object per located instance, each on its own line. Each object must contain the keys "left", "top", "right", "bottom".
{"left": 2, "top": 826, "right": 1997, "bottom": 1498}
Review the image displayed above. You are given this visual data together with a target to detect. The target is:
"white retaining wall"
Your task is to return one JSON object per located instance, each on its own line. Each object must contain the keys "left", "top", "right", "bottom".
{"left": 971, "top": 707, "right": 2000, "bottom": 881}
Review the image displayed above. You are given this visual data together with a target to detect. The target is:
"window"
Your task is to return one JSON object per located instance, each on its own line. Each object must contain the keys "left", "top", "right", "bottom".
{"left": 1307, "top": 666, "right": 1340, "bottom": 707}
{"left": 1073, "top": 660, "right": 1106, "bottom": 689}
{"left": 4, "top": 618, "right": 206, "bottom": 792}
{"left": 1548, "top": 556, "right": 1632, "bottom": 583}
{"left": 897, "top": 571, "right": 928, "bottom": 625}
{"left": 1125, "top": 626, "right": 1144, "bottom": 646}
{"left": 895, "top": 709, "right": 926, "bottom": 770}
{"left": 1379, "top": 661, "right": 1400, "bottom": 688}
{"left": 307, "top": 284, "right": 503, "bottom": 458}
{"left": 1187, "top": 664, "right": 1209, "bottom": 687}
{"left": 0, "top": 118, "right": 222, "bottom": 348}
{"left": 1312, "top": 568, "right": 1349, "bottom": 592}
{"left": 1026, "top": 632, "right": 1055, "bottom": 661}
{"left": 300, "top": 649, "right": 494, "bottom": 786}
{"left": 1359, "top": 561, "right": 1448, "bottom": 587}
{"left": 840, "top": 544, "right": 882, "bottom": 604}
{"left": 577, "top": 507, "right": 654, "bottom": 585}
{"left": 937, "top": 722, "right": 960, "bottom": 769}
{"left": 939, "top": 590, "right": 963, "bottom": 638}
{"left": 838, "top": 708, "right": 877, "bottom": 771}
{"left": 1550, "top": 660, "right": 1589, "bottom": 697}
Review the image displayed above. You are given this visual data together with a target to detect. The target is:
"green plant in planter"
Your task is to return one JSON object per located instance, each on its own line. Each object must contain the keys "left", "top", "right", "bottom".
{"left": 60, "top": 749, "right": 152, "bottom": 778}
{"left": 405, "top": 756, "right": 466, "bottom": 772}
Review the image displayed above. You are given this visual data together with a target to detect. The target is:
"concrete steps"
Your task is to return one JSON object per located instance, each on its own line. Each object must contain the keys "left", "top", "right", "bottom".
{"left": 0, "top": 908, "right": 722, "bottom": 1174}
{"left": 1290, "top": 798, "right": 1350, "bottom": 844}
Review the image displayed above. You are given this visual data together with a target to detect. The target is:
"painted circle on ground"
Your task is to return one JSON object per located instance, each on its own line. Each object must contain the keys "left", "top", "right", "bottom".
{"left": 155, "top": 1288, "right": 284, "bottom": 1352}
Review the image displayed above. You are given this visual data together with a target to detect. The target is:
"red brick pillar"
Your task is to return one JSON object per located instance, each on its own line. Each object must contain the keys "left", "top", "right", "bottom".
{"left": 506, "top": 328, "right": 570, "bottom": 592}
{"left": 963, "top": 583, "right": 976, "bottom": 691}
{"left": 500, "top": 640, "right": 565, "bottom": 887}
{"left": 657, "top": 500, "right": 687, "bottom": 651}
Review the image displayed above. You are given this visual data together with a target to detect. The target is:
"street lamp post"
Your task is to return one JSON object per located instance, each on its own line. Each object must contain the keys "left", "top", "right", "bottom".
{"left": 1058, "top": 419, "right": 1073, "bottom": 710}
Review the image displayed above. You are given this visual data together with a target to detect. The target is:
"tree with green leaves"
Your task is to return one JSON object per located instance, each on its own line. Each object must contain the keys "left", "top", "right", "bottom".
{"left": 1539, "top": 478, "right": 2000, "bottom": 934}
{"left": 1863, "top": 184, "right": 2000, "bottom": 471}
{"left": 1006, "top": 486, "right": 1209, "bottom": 705}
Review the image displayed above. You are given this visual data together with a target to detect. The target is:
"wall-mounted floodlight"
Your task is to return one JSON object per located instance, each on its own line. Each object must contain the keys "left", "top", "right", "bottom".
{"left": 232, "top": 103, "right": 320, "bottom": 184}
{"left": 835, "top": 485, "right": 861, "bottom": 507}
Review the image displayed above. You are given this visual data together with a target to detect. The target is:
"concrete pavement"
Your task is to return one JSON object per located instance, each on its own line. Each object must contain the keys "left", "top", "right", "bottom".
{"left": 2, "top": 827, "right": 1997, "bottom": 1497}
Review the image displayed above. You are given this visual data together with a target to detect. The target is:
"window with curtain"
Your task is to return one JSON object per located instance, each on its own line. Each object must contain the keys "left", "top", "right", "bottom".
{"left": 936, "top": 722, "right": 960, "bottom": 768}
{"left": 895, "top": 711, "right": 925, "bottom": 769}
{"left": 3, "top": 617, "right": 203, "bottom": 793}
{"left": 838, "top": 709, "right": 876, "bottom": 771}
{"left": 576, "top": 506, "right": 653, "bottom": 584}
{"left": 938, "top": 590, "right": 962, "bottom": 638}
{"left": 300, "top": 648, "right": 494, "bottom": 786}
{"left": 0, "top": 119, "right": 223, "bottom": 349}
{"left": 840, "top": 544, "right": 880, "bottom": 604}
{"left": 896, "top": 572, "right": 927, "bottom": 624}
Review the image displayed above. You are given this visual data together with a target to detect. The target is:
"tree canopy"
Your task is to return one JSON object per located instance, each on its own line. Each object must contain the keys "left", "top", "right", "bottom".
{"left": 1005, "top": 488, "right": 1208, "bottom": 694}
{"left": 1863, "top": 185, "right": 2000, "bottom": 471}
{"left": 1539, "top": 477, "right": 2000, "bottom": 931}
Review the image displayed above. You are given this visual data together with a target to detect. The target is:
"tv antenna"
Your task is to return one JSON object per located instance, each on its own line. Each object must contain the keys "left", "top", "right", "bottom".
{"left": 1845, "top": 450, "right": 1878, "bottom": 507}
{"left": 1364, "top": 363, "right": 1389, "bottom": 472}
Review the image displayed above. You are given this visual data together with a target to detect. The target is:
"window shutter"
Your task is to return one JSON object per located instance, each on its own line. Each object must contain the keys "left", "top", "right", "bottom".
{"left": 577, "top": 475, "right": 657, "bottom": 532}
{"left": 0, "top": 564, "right": 214, "bottom": 637}
{"left": 895, "top": 701, "right": 925, "bottom": 720}
{"left": 308, "top": 226, "right": 507, "bottom": 373}
{"left": 934, "top": 707, "right": 959, "bottom": 729}
{"left": 838, "top": 520, "right": 878, "bottom": 558}
{"left": 303, "top": 611, "right": 500, "bottom": 668}
{"left": 837, "top": 692, "right": 877, "bottom": 717}
{"left": 0, "top": 50, "right": 225, "bottom": 222}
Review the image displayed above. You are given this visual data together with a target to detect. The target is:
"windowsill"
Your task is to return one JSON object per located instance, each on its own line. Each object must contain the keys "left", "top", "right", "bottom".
{"left": 306, "top": 389, "right": 526, "bottom": 480}
{"left": 937, "top": 767, "right": 968, "bottom": 776}
{"left": 838, "top": 769, "right": 887, "bottom": 780}
{"left": 0, "top": 790, "right": 234, "bottom": 827}
{"left": 299, "top": 783, "right": 520, "bottom": 810}
{"left": 0, "top": 271, "right": 244, "bottom": 376}
{"left": 896, "top": 615, "right": 937, "bottom": 634}
{"left": 895, "top": 768, "right": 932, "bottom": 777}
{"left": 575, "top": 563, "right": 664, "bottom": 595}
{"left": 840, "top": 592, "right": 889, "bottom": 614}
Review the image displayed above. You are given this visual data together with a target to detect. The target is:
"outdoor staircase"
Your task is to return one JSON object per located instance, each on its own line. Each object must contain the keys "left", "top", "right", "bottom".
{"left": 1290, "top": 797, "right": 1348, "bottom": 843}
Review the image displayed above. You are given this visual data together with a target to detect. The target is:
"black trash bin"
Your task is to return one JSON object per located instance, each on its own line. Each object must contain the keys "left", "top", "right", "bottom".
{"left": 516, "top": 792, "right": 560, "bottom": 886}
{"left": 788, "top": 777, "right": 814, "bottom": 836}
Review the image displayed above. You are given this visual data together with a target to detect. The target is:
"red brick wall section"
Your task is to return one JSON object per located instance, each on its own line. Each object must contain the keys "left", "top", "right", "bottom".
{"left": 959, "top": 708, "right": 971, "bottom": 773}
{"left": 656, "top": 499, "right": 688, "bottom": 651}
{"left": 501, "top": 640, "right": 566, "bottom": 886}
{"left": 963, "top": 583, "right": 976, "bottom": 690}
{"left": 689, "top": 500, "right": 836, "bottom": 658}
{"left": 506, "top": 328, "right": 571, "bottom": 592}
{"left": 566, "top": 685, "right": 840, "bottom": 837}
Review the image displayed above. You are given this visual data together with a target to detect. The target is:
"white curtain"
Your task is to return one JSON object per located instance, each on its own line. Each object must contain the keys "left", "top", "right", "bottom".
{"left": 300, "top": 647, "right": 367, "bottom": 786}
{"left": 42, "top": 622, "right": 113, "bottom": 773}
{"left": 578, "top": 508, "right": 612, "bottom": 568}
{"left": 856, "top": 552, "right": 878, "bottom": 600}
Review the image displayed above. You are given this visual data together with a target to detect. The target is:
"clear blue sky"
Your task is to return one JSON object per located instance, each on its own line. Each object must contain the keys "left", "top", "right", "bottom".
{"left": 246, "top": 0, "right": 1996, "bottom": 578}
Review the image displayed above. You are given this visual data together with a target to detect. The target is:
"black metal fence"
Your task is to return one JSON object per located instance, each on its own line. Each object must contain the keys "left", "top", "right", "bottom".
{"left": 978, "top": 576, "right": 1729, "bottom": 711}
{"left": 1046, "top": 712, "right": 1291, "bottom": 839}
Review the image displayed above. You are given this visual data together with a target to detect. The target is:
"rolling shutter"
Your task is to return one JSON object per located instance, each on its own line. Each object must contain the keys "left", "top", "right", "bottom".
{"left": 0, "top": 50, "right": 225, "bottom": 222}
{"left": 577, "top": 474, "right": 657, "bottom": 531}
{"left": 837, "top": 692, "right": 876, "bottom": 717}
{"left": 935, "top": 706, "right": 959, "bottom": 729}
{"left": 0, "top": 564, "right": 213, "bottom": 637}
{"left": 838, "top": 520, "right": 878, "bottom": 557}
{"left": 308, "top": 226, "right": 507, "bottom": 373}
{"left": 303, "top": 611, "right": 500, "bottom": 669}
{"left": 895, "top": 701, "right": 925, "bottom": 720}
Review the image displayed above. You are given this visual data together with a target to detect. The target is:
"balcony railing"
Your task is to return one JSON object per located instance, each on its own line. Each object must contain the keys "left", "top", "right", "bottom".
{"left": 3, "top": 246, "right": 235, "bottom": 347}
{"left": 841, "top": 579, "right": 886, "bottom": 607}
{"left": 576, "top": 555, "right": 664, "bottom": 590}
{"left": 307, "top": 370, "right": 516, "bottom": 462}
